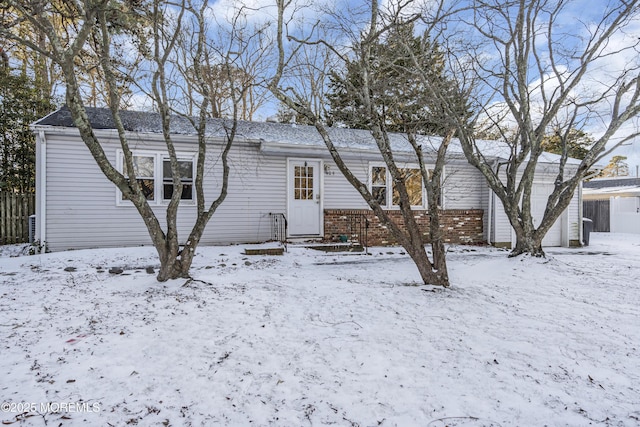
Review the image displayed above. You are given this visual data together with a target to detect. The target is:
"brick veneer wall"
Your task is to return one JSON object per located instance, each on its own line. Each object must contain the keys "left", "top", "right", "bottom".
{"left": 324, "top": 209, "right": 484, "bottom": 246}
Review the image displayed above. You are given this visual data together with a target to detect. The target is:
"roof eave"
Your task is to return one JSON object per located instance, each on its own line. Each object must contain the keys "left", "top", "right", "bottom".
{"left": 31, "top": 123, "right": 257, "bottom": 145}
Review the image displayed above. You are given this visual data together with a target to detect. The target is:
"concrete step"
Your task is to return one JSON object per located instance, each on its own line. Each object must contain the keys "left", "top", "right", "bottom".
{"left": 244, "top": 247, "right": 285, "bottom": 256}
{"left": 304, "top": 243, "right": 365, "bottom": 253}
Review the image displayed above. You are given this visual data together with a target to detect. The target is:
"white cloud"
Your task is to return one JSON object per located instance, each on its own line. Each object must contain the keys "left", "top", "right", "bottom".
{"left": 473, "top": 3, "right": 640, "bottom": 172}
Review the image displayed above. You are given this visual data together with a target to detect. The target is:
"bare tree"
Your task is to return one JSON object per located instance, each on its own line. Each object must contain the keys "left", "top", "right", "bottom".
{"left": 450, "top": 0, "right": 640, "bottom": 256}
{"left": 1, "top": 2, "right": 58, "bottom": 99}
{"left": 0, "top": 0, "right": 142, "bottom": 106}
{"left": 186, "top": 5, "right": 273, "bottom": 121}
{"left": 170, "top": 10, "right": 273, "bottom": 121}
{"left": 1, "top": 0, "right": 256, "bottom": 281}
{"left": 269, "top": 0, "right": 471, "bottom": 287}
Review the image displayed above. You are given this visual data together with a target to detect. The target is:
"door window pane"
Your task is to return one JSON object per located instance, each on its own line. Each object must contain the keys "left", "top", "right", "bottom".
{"left": 294, "top": 165, "right": 314, "bottom": 200}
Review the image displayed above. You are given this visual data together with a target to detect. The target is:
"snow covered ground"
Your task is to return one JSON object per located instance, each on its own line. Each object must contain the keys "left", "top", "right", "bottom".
{"left": 0, "top": 233, "right": 639, "bottom": 426}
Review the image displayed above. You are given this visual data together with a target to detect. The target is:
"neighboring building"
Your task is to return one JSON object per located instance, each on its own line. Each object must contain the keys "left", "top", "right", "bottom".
{"left": 583, "top": 177, "right": 640, "bottom": 233}
{"left": 32, "top": 107, "right": 583, "bottom": 251}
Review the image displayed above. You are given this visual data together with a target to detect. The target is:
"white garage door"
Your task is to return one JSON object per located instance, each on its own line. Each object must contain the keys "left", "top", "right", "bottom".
{"left": 531, "top": 183, "right": 562, "bottom": 247}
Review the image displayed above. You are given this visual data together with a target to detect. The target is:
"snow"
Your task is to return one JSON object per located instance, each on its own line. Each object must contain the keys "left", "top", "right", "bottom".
{"left": 584, "top": 185, "right": 640, "bottom": 196}
{"left": 38, "top": 107, "right": 579, "bottom": 164}
{"left": 1, "top": 233, "right": 639, "bottom": 426}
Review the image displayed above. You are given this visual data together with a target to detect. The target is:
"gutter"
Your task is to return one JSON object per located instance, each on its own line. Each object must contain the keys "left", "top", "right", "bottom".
{"left": 259, "top": 140, "right": 471, "bottom": 163}
{"left": 30, "top": 124, "right": 255, "bottom": 146}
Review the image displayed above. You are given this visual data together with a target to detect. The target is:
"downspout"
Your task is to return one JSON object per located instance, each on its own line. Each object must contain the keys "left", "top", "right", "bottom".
{"left": 440, "top": 165, "right": 446, "bottom": 210}
{"left": 35, "top": 130, "right": 47, "bottom": 251}
{"left": 487, "top": 186, "right": 493, "bottom": 245}
{"left": 487, "top": 159, "right": 499, "bottom": 246}
{"left": 578, "top": 180, "right": 583, "bottom": 246}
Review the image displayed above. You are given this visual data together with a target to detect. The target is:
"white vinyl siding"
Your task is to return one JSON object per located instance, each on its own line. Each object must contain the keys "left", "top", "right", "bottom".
{"left": 568, "top": 186, "right": 581, "bottom": 242}
{"left": 44, "top": 134, "right": 285, "bottom": 251}
{"left": 492, "top": 195, "right": 513, "bottom": 245}
{"left": 41, "top": 128, "right": 580, "bottom": 251}
{"left": 443, "top": 166, "right": 487, "bottom": 210}
{"left": 322, "top": 158, "right": 369, "bottom": 210}
{"left": 488, "top": 168, "right": 582, "bottom": 247}
{"left": 323, "top": 158, "right": 485, "bottom": 212}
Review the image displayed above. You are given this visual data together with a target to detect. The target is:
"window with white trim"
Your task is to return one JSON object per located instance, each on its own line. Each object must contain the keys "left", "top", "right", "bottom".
{"left": 369, "top": 164, "right": 428, "bottom": 208}
{"left": 124, "top": 155, "right": 155, "bottom": 201}
{"left": 118, "top": 151, "right": 195, "bottom": 204}
{"left": 163, "top": 159, "right": 194, "bottom": 201}
{"left": 371, "top": 166, "right": 387, "bottom": 206}
{"left": 392, "top": 168, "right": 423, "bottom": 206}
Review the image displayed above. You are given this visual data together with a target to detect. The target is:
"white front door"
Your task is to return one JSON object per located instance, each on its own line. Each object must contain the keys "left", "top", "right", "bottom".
{"left": 288, "top": 159, "right": 321, "bottom": 236}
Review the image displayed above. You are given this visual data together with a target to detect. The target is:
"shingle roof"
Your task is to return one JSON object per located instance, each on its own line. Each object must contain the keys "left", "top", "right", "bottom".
{"left": 34, "top": 106, "right": 440, "bottom": 153}
{"left": 34, "top": 106, "right": 578, "bottom": 164}
{"left": 584, "top": 177, "right": 640, "bottom": 189}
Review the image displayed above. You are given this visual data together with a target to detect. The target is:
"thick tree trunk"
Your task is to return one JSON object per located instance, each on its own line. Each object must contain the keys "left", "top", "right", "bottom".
{"left": 403, "top": 239, "right": 449, "bottom": 287}
{"left": 157, "top": 259, "right": 191, "bottom": 282}
{"left": 510, "top": 239, "right": 545, "bottom": 257}
{"left": 510, "top": 230, "right": 545, "bottom": 258}
{"left": 155, "top": 244, "right": 197, "bottom": 282}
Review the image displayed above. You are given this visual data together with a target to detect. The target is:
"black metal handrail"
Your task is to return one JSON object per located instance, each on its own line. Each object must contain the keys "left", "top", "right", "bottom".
{"left": 347, "top": 213, "right": 369, "bottom": 254}
{"left": 269, "top": 212, "right": 288, "bottom": 251}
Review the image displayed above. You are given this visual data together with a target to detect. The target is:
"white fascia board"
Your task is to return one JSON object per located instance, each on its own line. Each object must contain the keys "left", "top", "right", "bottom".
{"left": 259, "top": 140, "right": 470, "bottom": 163}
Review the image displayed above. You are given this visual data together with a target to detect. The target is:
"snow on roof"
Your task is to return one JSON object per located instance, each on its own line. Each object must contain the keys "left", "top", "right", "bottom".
{"left": 583, "top": 177, "right": 640, "bottom": 189}
{"left": 34, "top": 106, "right": 435, "bottom": 153}
{"left": 34, "top": 106, "right": 578, "bottom": 164}
{"left": 583, "top": 185, "right": 640, "bottom": 196}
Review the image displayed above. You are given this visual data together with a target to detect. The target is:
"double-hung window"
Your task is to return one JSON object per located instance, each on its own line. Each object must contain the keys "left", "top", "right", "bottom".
{"left": 163, "top": 159, "right": 193, "bottom": 201}
{"left": 371, "top": 166, "right": 388, "bottom": 206}
{"left": 125, "top": 155, "right": 155, "bottom": 201}
{"left": 369, "top": 164, "right": 428, "bottom": 208}
{"left": 118, "top": 151, "right": 195, "bottom": 205}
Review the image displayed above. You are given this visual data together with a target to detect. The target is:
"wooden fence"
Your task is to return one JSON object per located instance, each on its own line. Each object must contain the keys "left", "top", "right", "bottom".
{"left": 0, "top": 192, "right": 36, "bottom": 245}
{"left": 583, "top": 199, "right": 610, "bottom": 232}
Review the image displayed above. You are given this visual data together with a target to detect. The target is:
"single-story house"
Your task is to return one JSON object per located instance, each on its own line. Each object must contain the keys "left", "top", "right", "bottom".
{"left": 583, "top": 177, "right": 640, "bottom": 233}
{"left": 31, "top": 106, "right": 583, "bottom": 251}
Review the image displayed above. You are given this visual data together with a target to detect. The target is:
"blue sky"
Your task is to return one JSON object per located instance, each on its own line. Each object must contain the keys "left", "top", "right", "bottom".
{"left": 135, "top": 0, "right": 640, "bottom": 172}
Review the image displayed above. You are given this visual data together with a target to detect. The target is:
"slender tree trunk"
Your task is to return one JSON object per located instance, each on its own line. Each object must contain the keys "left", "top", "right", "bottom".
{"left": 269, "top": 0, "right": 453, "bottom": 287}
{"left": 313, "top": 120, "right": 450, "bottom": 287}
{"left": 0, "top": 48, "right": 8, "bottom": 70}
{"left": 428, "top": 208, "right": 449, "bottom": 284}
